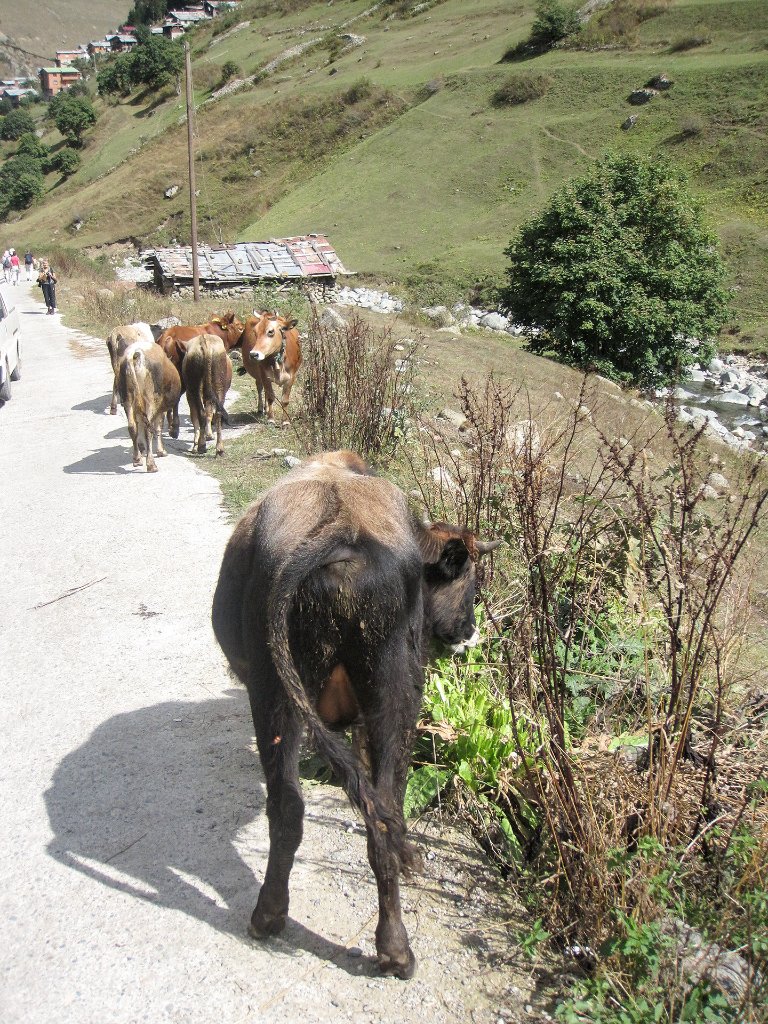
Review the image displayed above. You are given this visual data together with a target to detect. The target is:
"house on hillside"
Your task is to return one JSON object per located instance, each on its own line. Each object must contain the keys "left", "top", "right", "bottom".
{"left": 203, "top": 0, "right": 241, "bottom": 14}
{"left": 0, "top": 85, "right": 38, "bottom": 106}
{"left": 87, "top": 40, "right": 112, "bottom": 58}
{"left": 56, "top": 48, "right": 87, "bottom": 67}
{"left": 38, "top": 66, "right": 82, "bottom": 98}
{"left": 108, "top": 34, "right": 138, "bottom": 53}
{"left": 167, "top": 9, "right": 211, "bottom": 26}
{"left": 162, "top": 22, "right": 186, "bottom": 40}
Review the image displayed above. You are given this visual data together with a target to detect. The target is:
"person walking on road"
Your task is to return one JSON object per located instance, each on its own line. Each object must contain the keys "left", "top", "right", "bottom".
{"left": 10, "top": 249, "right": 20, "bottom": 285}
{"left": 1, "top": 249, "right": 10, "bottom": 283}
{"left": 24, "top": 249, "right": 34, "bottom": 280}
{"left": 37, "top": 259, "right": 58, "bottom": 314}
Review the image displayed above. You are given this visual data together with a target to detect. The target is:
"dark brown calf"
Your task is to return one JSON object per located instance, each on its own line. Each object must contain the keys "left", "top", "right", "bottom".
{"left": 212, "top": 451, "right": 499, "bottom": 978}
{"left": 240, "top": 311, "right": 302, "bottom": 425}
{"left": 118, "top": 341, "right": 181, "bottom": 472}
{"left": 156, "top": 312, "right": 244, "bottom": 438}
{"left": 182, "top": 333, "right": 232, "bottom": 455}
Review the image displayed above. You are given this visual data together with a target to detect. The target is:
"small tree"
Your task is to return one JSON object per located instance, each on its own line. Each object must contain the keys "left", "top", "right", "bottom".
{"left": 500, "top": 154, "right": 730, "bottom": 387}
{"left": 129, "top": 36, "right": 184, "bottom": 92}
{"left": 0, "top": 107, "right": 36, "bottom": 140}
{"left": 16, "top": 132, "right": 48, "bottom": 162}
{"left": 55, "top": 147, "right": 81, "bottom": 177}
{"left": 530, "top": 0, "right": 581, "bottom": 47}
{"left": 51, "top": 96, "right": 97, "bottom": 147}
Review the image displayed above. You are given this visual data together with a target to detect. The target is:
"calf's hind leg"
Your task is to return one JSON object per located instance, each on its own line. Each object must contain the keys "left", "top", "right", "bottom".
{"left": 247, "top": 678, "right": 305, "bottom": 939}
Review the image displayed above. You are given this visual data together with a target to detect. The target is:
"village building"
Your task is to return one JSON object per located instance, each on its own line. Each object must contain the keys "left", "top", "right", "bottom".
{"left": 0, "top": 84, "right": 38, "bottom": 106}
{"left": 55, "top": 48, "right": 87, "bottom": 67}
{"left": 87, "top": 40, "right": 112, "bottom": 58}
{"left": 203, "top": 0, "right": 241, "bottom": 14}
{"left": 107, "top": 34, "right": 138, "bottom": 53}
{"left": 167, "top": 9, "right": 211, "bottom": 27}
{"left": 161, "top": 22, "right": 186, "bottom": 40}
{"left": 38, "top": 66, "right": 82, "bottom": 98}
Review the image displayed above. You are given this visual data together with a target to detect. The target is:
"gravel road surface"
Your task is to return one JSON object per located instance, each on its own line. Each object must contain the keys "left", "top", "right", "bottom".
{"left": 0, "top": 281, "right": 541, "bottom": 1024}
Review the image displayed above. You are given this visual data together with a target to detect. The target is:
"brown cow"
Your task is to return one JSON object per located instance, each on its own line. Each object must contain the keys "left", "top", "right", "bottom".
{"left": 240, "top": 311, "right": 302, "bottom": 425}
{"left": 182, "top": 333, "right": 232, "bottom": 456}
{"left": 156, "top": 311, "right": 244, "bottom": 438}
{"left": 106, "top": 322, "right": 154, "bottom": 415}
{"left": 212, "top": 451, "right": 500, "bottom": 978}
{"left": 118, "top": 341, "right": 181, "bottom": 472}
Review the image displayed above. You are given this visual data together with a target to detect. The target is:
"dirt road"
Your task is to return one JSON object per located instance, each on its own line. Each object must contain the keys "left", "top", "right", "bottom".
{"left": 0, "top": 281, "right": 541, "bottom": 1023}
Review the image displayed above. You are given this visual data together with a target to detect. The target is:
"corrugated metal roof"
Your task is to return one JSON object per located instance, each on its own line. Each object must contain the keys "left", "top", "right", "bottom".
{"left": 143, "top": 235, "right": 350, "bottom": 288}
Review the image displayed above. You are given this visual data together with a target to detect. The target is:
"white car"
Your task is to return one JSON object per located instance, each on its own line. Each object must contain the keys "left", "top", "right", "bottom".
{"left": 0, "top": 288, "right": 21, "bottom": 404}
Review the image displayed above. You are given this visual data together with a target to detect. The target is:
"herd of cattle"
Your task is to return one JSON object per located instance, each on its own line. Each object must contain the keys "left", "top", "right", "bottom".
{"left": 106, "top": 309, "right": 302, "bottom": 471}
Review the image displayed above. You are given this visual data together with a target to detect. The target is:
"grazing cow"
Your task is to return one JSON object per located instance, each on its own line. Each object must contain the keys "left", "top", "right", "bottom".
{"left": 211, "top": 451, "right": 500, "bottom": 978}
{"left": 156, "top": 312, "right": 244, "bottom": 438}
{"left": 106, "top": 322, "right": 155, "bottom": 415}
{"left": 182, "top": 333, "right": 232, "bottom": 456}
{"left": 118, "top": 341, "right": 181, "bottom": 472}
{"left": 240, "top": 311, "right": 302, "bottom": 425}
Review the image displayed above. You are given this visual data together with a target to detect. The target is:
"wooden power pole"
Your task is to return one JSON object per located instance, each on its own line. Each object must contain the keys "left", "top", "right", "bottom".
{"left": 184, "top": 40, "right": 200, "bottom": 302}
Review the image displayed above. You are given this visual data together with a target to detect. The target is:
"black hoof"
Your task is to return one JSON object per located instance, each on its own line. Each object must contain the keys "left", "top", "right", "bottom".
{"left": 377, "top": 949, "right": 416, "bottom": 980}
{"left": 249, "top": 908, "right": 286, "bottom": 939}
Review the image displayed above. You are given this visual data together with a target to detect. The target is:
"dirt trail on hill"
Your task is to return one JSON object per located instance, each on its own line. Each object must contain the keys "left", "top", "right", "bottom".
{"left": 0, "top": 281, "right": 551, "bottom": 1024}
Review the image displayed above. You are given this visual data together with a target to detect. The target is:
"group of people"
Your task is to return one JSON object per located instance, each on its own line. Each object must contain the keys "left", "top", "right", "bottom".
{"left": 1, "top": 247, "right": 58, "bottom": 314}
{"left": 1, "top": 248, "right": 34, "bottom": 285}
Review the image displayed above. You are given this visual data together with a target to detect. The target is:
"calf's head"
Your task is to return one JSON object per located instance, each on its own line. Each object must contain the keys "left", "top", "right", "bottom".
{"left": 420, "top": 523, "right": 501, "bottom": 653}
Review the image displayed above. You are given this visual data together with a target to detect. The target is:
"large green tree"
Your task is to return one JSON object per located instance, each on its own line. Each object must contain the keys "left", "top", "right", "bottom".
{"left": 51, "top": 96, "right": 97, "bottom": 147}
{"left": 0, "top": 107, "right": 36, "bottom": 140}
{"left": 0, "top": 156, "right": 45, "bottom": 216}
{"left": 499, "top": 154, "right": 730, "bottom": 387}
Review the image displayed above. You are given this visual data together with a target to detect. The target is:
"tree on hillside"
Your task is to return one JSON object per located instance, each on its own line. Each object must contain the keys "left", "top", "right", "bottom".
{"left": 97, "top": 54, "right": 134, "bottom": 98}
{"left": 54, "top": 147, "right": 81, "bottom": 178}
{"left": 51, "top": 96, "right": 97, "bottom": 147}
{"left": 499, "top": 154, "right": 730, "bottom": 387}
{"left": 0, "top": 157, "right": 45, "bottom": 217}
{"left": 127, "top": 0, "right": 173, "bottom": 26}
{"left": 16, "top": 132, "right": 48, "bottom": 162}
{"left": 530, "top": 0, "right": 581, "bottom": 48}
{"left": 0, "top": 107, "right": 36, "bottom": 141}
{"left": 129, "top": 36, "right": 184, "bottom": 92}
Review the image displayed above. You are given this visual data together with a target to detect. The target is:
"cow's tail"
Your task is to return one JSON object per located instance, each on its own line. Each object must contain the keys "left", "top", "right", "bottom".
{"left": 127, "top": 348, "right": 148, "bottom": 423}
{"left": 203, "top": 337, "right": 229, "bottom": 424}
{"left": 266, "top": 530, "right": 410, "bottom": 869}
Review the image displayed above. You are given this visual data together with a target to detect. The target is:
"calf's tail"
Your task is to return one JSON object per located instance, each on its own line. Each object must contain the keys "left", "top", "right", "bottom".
{"left": 267, "top": 530, "right": 409, "bottom": 868}
{"left": 202, "top": 338, "right": 229, "bottom": 424}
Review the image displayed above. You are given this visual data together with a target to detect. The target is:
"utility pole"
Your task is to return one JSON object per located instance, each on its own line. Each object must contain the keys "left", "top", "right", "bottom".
{"left": 184, "top": 40, "right": 200, "bottom": 302}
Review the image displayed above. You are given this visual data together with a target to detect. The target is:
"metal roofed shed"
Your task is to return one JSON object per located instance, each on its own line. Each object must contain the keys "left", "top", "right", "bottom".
{"left": 143, "top": 235, "right": 351, "bottom": 292}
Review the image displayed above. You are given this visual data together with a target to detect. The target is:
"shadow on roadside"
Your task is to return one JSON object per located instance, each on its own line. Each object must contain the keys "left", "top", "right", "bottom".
{"left": 44, "top": 689, "right": 374, "bottom": 977}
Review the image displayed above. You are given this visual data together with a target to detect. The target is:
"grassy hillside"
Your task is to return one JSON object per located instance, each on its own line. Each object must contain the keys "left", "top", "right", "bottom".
{"left": 2, "top": 0, "right": 767, "bottom": 349}
{"left": 0, "top": 1, "right": 129, "bottom": 77}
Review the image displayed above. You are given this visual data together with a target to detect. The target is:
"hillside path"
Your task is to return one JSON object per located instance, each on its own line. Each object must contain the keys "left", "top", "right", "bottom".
{"left": 0, "top": 281, "right": 540, "bottom": 1023}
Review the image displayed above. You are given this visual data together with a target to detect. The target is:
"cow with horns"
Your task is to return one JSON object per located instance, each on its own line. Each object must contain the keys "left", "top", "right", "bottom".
{"left": 212, "top": 450, "right": 500, "bottom": 979}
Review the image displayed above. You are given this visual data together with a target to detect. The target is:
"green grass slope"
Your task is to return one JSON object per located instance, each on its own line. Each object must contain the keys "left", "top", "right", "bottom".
{"left": 2, "top": 0, "right": 767, "bottom": 348}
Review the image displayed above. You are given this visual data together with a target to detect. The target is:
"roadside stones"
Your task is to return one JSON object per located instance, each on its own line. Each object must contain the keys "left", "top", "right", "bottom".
{"left": 164, "top": 185, "right": 180, "bottom": 198}
{"left": 423, "top": 305, "right": 454, "bottom": 327}
{"left": 505, "top": 420, "right": 541, "bottom": 457}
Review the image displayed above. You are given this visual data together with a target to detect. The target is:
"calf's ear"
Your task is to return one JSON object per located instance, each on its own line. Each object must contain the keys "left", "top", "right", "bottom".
{"left": 284, "top": 318, "right": 298, "bottom": 330}
{"left": 435, "top": 538, "right": 470, "bottom": 580}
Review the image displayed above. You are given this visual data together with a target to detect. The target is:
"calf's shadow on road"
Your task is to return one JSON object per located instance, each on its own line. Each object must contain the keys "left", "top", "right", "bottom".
{"left": 44, "top": 688, "right": 371, "bottom": 976}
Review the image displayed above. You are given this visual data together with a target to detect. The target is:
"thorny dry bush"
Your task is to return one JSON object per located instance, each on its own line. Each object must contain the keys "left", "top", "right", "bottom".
{"left": 406, "top": 375, "right": 768, "bottom": 1020}
{"left": 291, "top": 308, "right": 422, "bottom": 463}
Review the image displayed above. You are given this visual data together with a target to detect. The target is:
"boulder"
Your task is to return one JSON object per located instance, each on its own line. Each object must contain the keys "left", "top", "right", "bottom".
{"left": 505, "top": 420, "right": 541, "bottom": 457}
{"left": 423, "top": 305, "right": 454, "bottom": 327}
{"left": 439, "top": 408, "right": 468, "bottom": 431}
{"left": 708, "top": 357, "right": 725, "bottom": 372}
{"left": 164, "top": 185, "right": 180, "bottom": 199}
{"left": 717, "top": 391, "right": 750, "bottom": 406}
{"left": 480, "top": 312, "right": 509, "bottom": 332}
{"left": 628, "top": 88, "right": 658, "bottom": 105}
{"left": 320, "top": 307, "right": 347, "bottom": 330}
{"left": 645, "top": 73, "right": 673, "bottom": 90}
{"left": 621, "top": 115, "right": 638, "bottom": 130}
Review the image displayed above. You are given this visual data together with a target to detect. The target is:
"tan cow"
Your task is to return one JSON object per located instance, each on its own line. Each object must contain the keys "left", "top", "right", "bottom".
{"left": 182, "top": 333, "right": 232, "bottom": 456}
{"left": 118, "top": 341, "right": 181, "bottom": 472}
{"left": 106, "top": 322, "right": 155, "bottom": 415}
{"left": 240, "top": 311, "right": 302, "bottom": 425}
